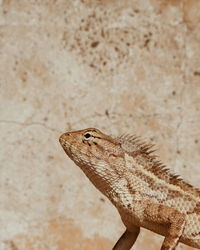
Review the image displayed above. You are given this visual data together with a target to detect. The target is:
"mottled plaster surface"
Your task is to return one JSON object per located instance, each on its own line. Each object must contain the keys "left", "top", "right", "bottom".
{"left": 0, "top": 0, "right": 200, "bottom": 249}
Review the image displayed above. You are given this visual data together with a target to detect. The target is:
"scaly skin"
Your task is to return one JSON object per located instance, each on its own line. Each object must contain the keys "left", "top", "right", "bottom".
{"left": 59, "top": 128, "right": 200, "bottom": 250}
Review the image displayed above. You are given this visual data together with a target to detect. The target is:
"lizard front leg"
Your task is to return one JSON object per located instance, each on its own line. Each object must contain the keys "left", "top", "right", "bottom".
{"left": 113, "top": 226, "right": 140, "bottom": 250}
{"left": 144, "top": 203, "right": 186, "bottom": 250}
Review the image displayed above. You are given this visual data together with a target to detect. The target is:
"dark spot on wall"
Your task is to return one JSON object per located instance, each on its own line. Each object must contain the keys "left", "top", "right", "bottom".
{"left": 47, "top": 155, "right": 54, "bottom": 161}
{"left": 144, "top": 39, "right": 150, "bottom": 48}
{"left": 105, "top": 109, "right": 109, "bottom": 117}
{"left": 194, "top": 71, "right": 200, "bottom": 76}
{"left": 90, "top": 63, "right": 95, "bottom": 68}
{"left": 172, "top": 90, "right": 176, "bottom": 96}
{"left": 21, "top": 71, "right": 28, "bottom": 82}
{"left": 4, "top": 241, "right": 18, "bottom": 250}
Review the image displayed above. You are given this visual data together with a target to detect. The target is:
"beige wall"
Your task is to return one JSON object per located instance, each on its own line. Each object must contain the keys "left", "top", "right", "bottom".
{"left": 0, "top": 0, "right": 200, "bottom": 249}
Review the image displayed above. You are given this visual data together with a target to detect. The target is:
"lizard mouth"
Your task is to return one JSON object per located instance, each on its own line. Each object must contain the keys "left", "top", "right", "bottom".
{"left": 59, "top": 134, "right": 70, "bottom": 149}
{"left": 59, "top": 133, "right": 72, "bottom": 156}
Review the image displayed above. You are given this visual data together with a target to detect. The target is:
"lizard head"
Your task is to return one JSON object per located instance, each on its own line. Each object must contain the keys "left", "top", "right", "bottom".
{"left": 59, "top": 128, "right": 103, "bottom": 159}
{"left": 59, "top": 128, "right": 124, "bottom": 184}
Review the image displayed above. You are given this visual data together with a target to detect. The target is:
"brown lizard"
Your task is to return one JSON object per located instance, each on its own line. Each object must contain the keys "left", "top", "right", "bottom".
{"left": 59, "top": 128, "right": 200, "bottom": 250}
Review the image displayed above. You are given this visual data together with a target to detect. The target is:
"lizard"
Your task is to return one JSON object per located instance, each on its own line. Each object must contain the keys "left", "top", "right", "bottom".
{"left": 59, "top": 128, "right": 200, "bottom": 250}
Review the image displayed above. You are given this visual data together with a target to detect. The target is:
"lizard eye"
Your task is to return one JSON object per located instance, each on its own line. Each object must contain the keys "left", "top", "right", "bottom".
{"left": 84, "top": 133, "right": 92, "bottom": 139}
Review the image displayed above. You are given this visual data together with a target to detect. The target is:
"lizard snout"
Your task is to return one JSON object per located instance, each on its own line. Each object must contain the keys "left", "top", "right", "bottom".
{"left": 59, "top": 132, "right": 72, "bottom": 146}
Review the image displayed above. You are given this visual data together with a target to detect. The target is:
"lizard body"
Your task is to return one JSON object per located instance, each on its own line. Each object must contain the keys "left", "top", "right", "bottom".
{"left": 59, "top": 128, "right": 200, "bottom": 250}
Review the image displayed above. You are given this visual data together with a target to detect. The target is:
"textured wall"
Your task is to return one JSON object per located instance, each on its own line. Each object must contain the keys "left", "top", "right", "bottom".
{"left": 0, "top": 0, "right": 200, "bottom": 249}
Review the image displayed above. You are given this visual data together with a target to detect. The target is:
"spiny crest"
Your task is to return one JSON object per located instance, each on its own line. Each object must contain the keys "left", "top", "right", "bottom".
{"left": 116, "top": 134, "right": 156, "bottom": 155}
{"left": 116, "top": 134, "right": 200, "bottom": 198}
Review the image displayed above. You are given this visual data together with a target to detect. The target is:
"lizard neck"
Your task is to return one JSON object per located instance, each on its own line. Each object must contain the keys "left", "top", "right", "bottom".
{"left": 76, "top": 157, "right": 126, "bottom": 198}
{"left": 80, "top": 163, "right": 120, "bottom": 196}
